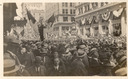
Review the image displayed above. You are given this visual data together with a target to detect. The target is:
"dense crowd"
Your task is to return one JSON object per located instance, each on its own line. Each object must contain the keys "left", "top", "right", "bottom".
{"left": 4, "top": 36, "right": 127, "bottom": 76}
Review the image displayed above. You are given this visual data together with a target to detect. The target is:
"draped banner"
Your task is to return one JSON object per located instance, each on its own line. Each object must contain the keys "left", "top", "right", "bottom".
{"left": 81, "top": 17, "right": 86, "bottom": 25}
{"left": 113, "top": 8, "right": 124, "bottom": 17}
{"left": 88, "top": 16, "right": 93, "bottom": 24}
{"left": 101, "top": 12, "right": 111, "bottom": 21}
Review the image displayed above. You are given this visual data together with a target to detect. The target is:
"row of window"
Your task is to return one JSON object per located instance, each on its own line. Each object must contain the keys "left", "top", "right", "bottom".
{"left": 63, "top": 17, "right": 75, "bottom": 22}
{"left": 77, "top": 2, "right": 109, "bottom": 15}
{"left": 62, "top": 9, "right": 75, "bottom": 14}
{"left": 62, "top": 3, "right": 75, "bottom": 7}
{"left": 53, "top": 26, "right": 70, "bottom": 31}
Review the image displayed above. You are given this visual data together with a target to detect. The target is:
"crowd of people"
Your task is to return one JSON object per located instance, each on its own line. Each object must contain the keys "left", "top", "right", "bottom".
{"left": 4, "top": 36, "right": 127, "bottom": 76}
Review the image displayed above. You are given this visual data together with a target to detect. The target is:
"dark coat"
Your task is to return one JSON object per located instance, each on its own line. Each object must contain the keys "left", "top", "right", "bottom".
{"left": 48, "top": 64, "right": 66, "bottom": 76}
{"left": 82, "top": 54, "right": 90, "bottom": 69}
{"left": 28, "top": 65, "right": 46, "bottom": 76}
{"left": 71, "top": 58, "right": 88, "bottom": 76}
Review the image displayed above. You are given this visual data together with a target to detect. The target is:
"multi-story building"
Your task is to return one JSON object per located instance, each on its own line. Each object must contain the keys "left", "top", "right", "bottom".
{"left": 75, "top": 2, "right": 126, "bottom": 38}
{"left": 22, "top": 3, "right": 44, "bottom": 22}
{"left": 45, "top": 3, "right": 76, "bottom": 39}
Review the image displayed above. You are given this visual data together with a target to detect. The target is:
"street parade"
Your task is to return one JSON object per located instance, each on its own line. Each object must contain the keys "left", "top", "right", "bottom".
{"left": 3, "top": 2, "right": 127, "bottom": 76}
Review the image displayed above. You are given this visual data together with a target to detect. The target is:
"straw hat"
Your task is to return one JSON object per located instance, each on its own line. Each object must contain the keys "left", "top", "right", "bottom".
{"left": 115, "top": 67, "right": 127, "bottom": 76}
{"left": 4, "top": 58, "right": 20, "bottom": 75}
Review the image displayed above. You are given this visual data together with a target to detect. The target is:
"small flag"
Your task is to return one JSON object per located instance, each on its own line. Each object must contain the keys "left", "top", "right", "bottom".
{"left": 47, "top": 14, "right": 55, "bottom": 27}
{"left": 20, "top": 29, "right": 24, "bottom": 36}
{"left": 27, "top": 10, "right": 36, "bottom": 24}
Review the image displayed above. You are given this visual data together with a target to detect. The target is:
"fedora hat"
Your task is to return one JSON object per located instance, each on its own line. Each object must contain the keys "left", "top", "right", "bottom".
{"left": 76, "top": 52, "right": 86, "bottom": 58}
{"left": 35, "top": 56, "right": 42, "bottom": 63}
{"left": 77, "top": 44, "right": 86, "bottom": 50}
{"left": 4, "top": 58, "right": 20, "bottom": 75}
{"left": 118, "top": 56, "right": 126, "bottom": 64}
{"left": 4, "top": 36, "right": 20, "bottom": 46}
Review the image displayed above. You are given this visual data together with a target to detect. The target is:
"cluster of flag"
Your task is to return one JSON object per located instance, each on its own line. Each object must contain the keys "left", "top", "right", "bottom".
{"left": 22, "top": 8, "right": 55, "bottom": 41}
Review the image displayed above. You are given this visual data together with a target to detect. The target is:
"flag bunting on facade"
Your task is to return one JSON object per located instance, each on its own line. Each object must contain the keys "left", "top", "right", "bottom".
{"left": 101, "top": 12, "right": 111, "bottom": 21}
{"left": 113, "top": 8, "right": 124, "bottom": 17}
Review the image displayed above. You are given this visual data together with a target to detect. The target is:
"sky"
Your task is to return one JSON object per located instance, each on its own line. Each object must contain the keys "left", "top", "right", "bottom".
{"left": 14, "top": 3, "right": 45, "bottom": 20}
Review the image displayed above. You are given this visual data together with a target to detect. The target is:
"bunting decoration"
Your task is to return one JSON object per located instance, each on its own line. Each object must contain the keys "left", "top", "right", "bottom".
{"left": 101, "top": 12, "right": 111, "bottom": 21}
{"left": 113, "top": 8, "right": 124, "bottom": 17}
{"left": 81, "top": 17, "right": 86, "bottom": 25}
{"left": 89, "top": 3, "right": 93, "bottom": 10}
{"left": 88, "top": 16, "right": 93, "bottom": 24}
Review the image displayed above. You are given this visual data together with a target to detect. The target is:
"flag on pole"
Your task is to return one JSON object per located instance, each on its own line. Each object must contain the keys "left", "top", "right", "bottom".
{"left": 47, "top": 14, "right": 55, "bottom": 27}
{"left": 20, "top": 28, "right": 24, "bottom": 36}
{"left": 27, "top": 10, "right": 36, "bottom": 24}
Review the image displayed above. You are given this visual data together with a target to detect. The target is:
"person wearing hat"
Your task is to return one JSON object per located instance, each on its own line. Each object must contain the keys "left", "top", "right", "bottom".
{"left": 48, "top": 57, "right": 66, "bottom": 76}
{"left": 4, "top": 36, "right": 21, "bottom": 73}
{"left": 61, "top": 47, "right": 73, "bottom": 76}
{"left": 98, "top": 49, "right": 114, "bottom": 76}
{"left": 70, "top": 44, "right": 89, "bottom": 76}
{"left": 27, "top": 56, "right": 46, "bottom": 76}
{"left": 115, "top": 67, "right": 127, "bottom": 76}
{"left": 4, "top": 58, "right": 20, "bottom": 76}
{"left": 88, "top": 48, "right": 101, "bottom": 75}
{"left": 112, "top": 50, "right": 127, "bottom": 76}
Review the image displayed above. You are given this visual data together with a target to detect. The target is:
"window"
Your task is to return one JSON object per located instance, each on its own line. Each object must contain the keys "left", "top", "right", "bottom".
{"left": 105, "top": 2, "right": 108, "bottom": 4}
{"left": 70, "top": 9, "right": 73, "bottom": 14}
{"left": 63, "top": 17, "right": 68, "bottom": 22}
{"left": 101, "top": 2, "right": 104, "bottom": 6}
{"left": 66, "top": 9, "right": 68, "bottom": 14}
{"left": 81, "top": 7, "right": 83, "bottom": 14}
{"left": 84, "top": 6, "right": 87, "bottom": 13}
{"left": 78, "top": 8, "right": 81, "bottom": 14}
{"left": 87, "top": 5, "right": 90, "bottom": 11}
{"left": 65, "top": 3, "right": 68, "bottom": 7}
{"left": 62, "top": 27, "right": 69, "bottom": 31}
{"left": 63, "top": 9, "right": 65, "bottom": 14}
{"left": 63, "top": 9, "right": 68, "bottom": 14}
{"left": 62, "top": 3, "right": 64, "bottom": 7}
{"left": 71, "top": 17, "right": 75, "bottom": 22}
{"left": 73, "top": 10, "right": 75, "bottom": 14}
{"left": 70, "top": 3, "right": 72, "bottom": 7}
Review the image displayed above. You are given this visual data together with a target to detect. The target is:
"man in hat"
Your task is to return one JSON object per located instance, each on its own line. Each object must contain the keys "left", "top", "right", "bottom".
{"left": 61, "top": 47, "right": 73, "bottom": 75}
{"left": 4, "top": 36, "right": 21, "bottom": 69}
{"left": 27, "top": 56, "right": 46, "bottom": 76}
{"left": 4, "top": 58, "right": 20, "bottom": 76}
{"left": 88, "top": 48, "right": 101, "bottom": 75}
{"left": 70, "top": 44, "right": 89, "bottom": 76}
{"left": 48, "top": 57, "right": 66, "bottom": 76}
{"left": 112, "top": 50, "right": 127, "bottom": 76}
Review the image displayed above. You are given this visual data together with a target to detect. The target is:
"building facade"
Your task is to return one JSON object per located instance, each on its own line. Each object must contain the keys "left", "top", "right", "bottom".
{"left": 45, "top": 3, "right": 76, "bottom": 40}
{"left": 75, "top": 2, "right": 126, "bottom": 38}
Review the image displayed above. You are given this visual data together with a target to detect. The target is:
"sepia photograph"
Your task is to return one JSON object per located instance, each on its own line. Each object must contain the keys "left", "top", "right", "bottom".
{"left": 3, "top": 2, "right": 127, "bottom": 76}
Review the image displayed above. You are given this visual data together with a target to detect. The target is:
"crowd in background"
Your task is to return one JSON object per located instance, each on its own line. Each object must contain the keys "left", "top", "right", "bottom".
{"left": 4, "top": 36, "right": 127, "bottom": 76}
